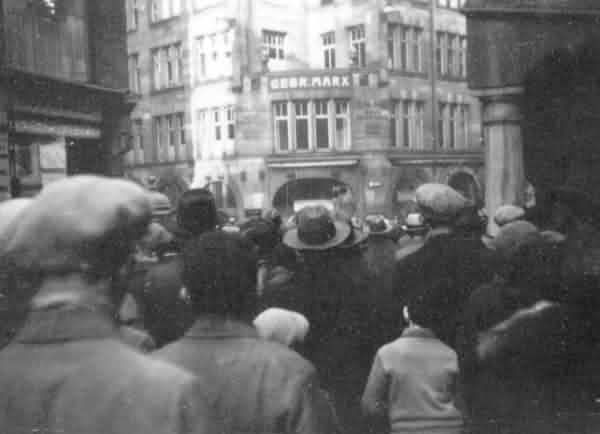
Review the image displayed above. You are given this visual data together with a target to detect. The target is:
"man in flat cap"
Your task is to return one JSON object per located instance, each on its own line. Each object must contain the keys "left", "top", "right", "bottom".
{"left": 0, "top": 176, "right": 224, "bottom": 434}
{"left": 387, "top": 183, "right": 494, "bottom": 349}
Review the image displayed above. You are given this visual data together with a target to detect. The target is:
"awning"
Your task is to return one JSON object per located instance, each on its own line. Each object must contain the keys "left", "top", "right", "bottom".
{"left": 267, "top": 159, "right": 359, "bottom": 169}
{"left": 15, "top": 119, "right": 101, "bottom": 139}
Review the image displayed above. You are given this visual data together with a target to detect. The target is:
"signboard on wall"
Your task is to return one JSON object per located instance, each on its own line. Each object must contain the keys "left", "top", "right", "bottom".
{"left": 269, "top": 73, "right": 353, "bottom": 91}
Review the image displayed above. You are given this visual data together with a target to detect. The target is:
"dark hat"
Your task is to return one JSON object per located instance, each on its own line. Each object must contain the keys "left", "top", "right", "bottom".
{"left": 239, "top": 218, "right": 279, "bottom": 256}
{"left": 176, "top": 188, "right": 217, "bottom": 237}
{"left": 493, "top": 204, "right": 526, "bottom": 227}
{"left": 416, "top": 183, "right": 470, "bottom": 223}
{"left": 283, "top": 206, "right": 350, "bottom": 251}
{"left": 4, "top": 175, "right": 151, "bottom": 273}
{"left": 365, "top": 214, "right": 394, "bottom": 236}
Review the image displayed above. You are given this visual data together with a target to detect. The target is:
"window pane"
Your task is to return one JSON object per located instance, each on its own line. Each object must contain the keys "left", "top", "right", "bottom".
{"left": 316, "top": 118, "right": 329, "bottom": 149}
{"left": 336, "top": 118, "right": 347, "bottom": 149}
{"left": 277, "top": 120, "right": 289, "bottom": 151}
{"left": 390, "top": 116, "right": 396, "bottom": 147}
{"left": 228, "top": 124, "right": 235, "bottom": 139}
{"left": 296, "top": 119, "right": 309, "bottom": 150}
{"left": 215, "top": 125, "right": 221, "bottom": 141}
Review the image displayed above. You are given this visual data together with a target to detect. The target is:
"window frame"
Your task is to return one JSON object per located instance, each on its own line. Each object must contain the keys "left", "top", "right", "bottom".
{"left": 263, "top": 30, "right": 286, "bottom": 61}
{"left": 322, "top": 31, "right": 336, "bottom": 70}
{"left": 349, "top": 24, "right": 366, "bottom": 67}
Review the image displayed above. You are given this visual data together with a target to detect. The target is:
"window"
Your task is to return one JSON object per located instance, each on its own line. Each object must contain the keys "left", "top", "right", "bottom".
{"left": 126, "top": 0, "right": 140, "bottom": 31}
{"left": 226, "top": 107, "right": 235, "bottom": 140}
{"left": 315, "top": 100, "right": 330, "bottom": 149}
{"left": 154, "top": 113, "right": 185, "bottom": 161}
{"left": 274, "top": 102, "right": 289, "bottom": 151}
{"left": 389, "top": 24, "right": 424, "bottom": 73}
{"left": 150, "top": 0, "right": 182, "bottom": 23}
{"left": 152, "top": 43, "right": 183, "bottom": 90}
{"left": 349, "top": 25, "right": 366, "bottom": 67}
{"left": 391, "top": 100, "right": 425, "bottom": 149}
{"left": 263, "top": 30, "right": 286, "bottom": 60}
{"left": 194, "top": 30, "right": 234, "bottom": 80}
{"left": 294, "top": 101, "right": 309, "bottom": 150}
{"left": 128, "top": 54, "right": 141, "bottom": 93}
{"left": 274, "top": 99, "right": 351, "bottom": 152}
{"left": 131, "top": 119, "right": 144, "bottom": 164}
{"left": 335, "top": 100, "right": 350, "bottom": 150}
{"left": 195, "top": 106, "right": 236, "bottom": 159}
{"left": 439, "top": 103, "right": 470, "bottom": 149}
{"left": 437, "top": 0, "right": 462, "bottom": 8}
{"left": 436, "top": 31, "right": 466, "bottom": 79}
{"left": 322, "top": 32, "right": 336, "bottom": 69}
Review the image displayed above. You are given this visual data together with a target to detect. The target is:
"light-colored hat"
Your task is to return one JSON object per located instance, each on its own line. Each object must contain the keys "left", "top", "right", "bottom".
{"left": 253, "top": 308, "right": 310, "bottom": 347}
{"left": 415, "top": 183, "right": 470, "bottom": 223}
{"left": 283, "top": 206, "right": 350, "bottom": 251}
{"left": 402, "top": 213, "right": 428, "bottom": 233}
{"left": 4, "top": 175, "right": 151, "bottom": 273}
{"left": 486, "top": 220, "right": 542, "bottom": 257}
{"left": 493, "top": 204, "right": 526, "bottom": 227}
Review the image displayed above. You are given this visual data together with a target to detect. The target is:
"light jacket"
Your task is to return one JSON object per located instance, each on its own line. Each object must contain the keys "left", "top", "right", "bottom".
{"left": 0, "top": 300, "right": 223, "bottom": 434}
{"left": 154, "top": 316, "right": 339, "bottom": 434}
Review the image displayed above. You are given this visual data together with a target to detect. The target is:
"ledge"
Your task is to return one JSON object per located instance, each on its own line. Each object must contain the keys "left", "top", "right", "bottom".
{"left": 463, "top": 0, "right": 600, "bottom": 16}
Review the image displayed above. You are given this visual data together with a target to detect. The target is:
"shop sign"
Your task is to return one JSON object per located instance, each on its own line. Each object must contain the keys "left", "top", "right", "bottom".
{"left": 269, "top": 74, "right": 352, "bottom": 91}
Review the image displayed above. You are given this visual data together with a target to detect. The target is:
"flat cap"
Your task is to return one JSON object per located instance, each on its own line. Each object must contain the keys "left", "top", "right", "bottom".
{"left": 415, "top": 183, "right": 469, "bottom": 223}
{"left": 4, "top": 175, "right": 151, "bottom": 273}
{"left": 493, "top": 204, "right": 526, "bottom": 227}
{"left": 487, "top": 220, "right": 542, "bottom": 258}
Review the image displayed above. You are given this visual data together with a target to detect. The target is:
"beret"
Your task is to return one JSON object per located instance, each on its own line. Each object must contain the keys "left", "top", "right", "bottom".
{"left": 415, "top": 183, "right": 469, "bottom": 223}
{"left": 493, "top": 204, "right": 526, "bottom": 227}
{"left": 4, "top": 175, "right": 151, "bottom": 273}
{"left": 253, "top": 308, "right": 310, "bottom": 347}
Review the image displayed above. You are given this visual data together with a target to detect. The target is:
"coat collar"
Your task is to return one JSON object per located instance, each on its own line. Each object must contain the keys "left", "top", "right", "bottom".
{"left": 184, "top": 316, "right": 258, "bottom": 340}
{"left": 14, "top": 305, "right": 118, "bottom": 344}
{"left": 401, "top": 325, "right": 437, "bottom": 340}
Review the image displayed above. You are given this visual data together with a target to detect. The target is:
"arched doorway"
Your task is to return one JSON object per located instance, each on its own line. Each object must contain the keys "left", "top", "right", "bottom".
{"left": 448, "top": 171, "right": 481, "bottom": 205}
{"left": 273, "top": 177, "right": 352, "bottom": 218}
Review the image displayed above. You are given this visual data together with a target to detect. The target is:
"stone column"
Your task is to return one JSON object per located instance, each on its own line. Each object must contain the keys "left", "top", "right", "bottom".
{"left": 479, "top": 90, "right": 525, "bottom": 235}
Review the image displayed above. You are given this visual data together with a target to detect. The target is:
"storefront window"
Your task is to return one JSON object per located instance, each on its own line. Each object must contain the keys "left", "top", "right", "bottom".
{"left": 315, "top": 100, "right": 330, "bottom": 149}
{"left": 294, "top": 101, "right": 309, "bottom": 150}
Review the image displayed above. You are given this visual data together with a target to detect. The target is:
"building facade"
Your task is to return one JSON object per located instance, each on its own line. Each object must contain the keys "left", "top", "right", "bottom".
{"left": 0, "top": 0, "right": 133, "bottom": 198}
{"left": 125, "top": 0, "right": 483, "bottom": 219}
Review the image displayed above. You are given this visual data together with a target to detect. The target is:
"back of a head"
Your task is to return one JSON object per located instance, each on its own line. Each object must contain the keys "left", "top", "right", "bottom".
{"left": 183, "top": 231, "right": 258, "bottom": 318}
{"left": 407, "top": 278, "right": 454, "bottom": 332}
{"left": 177, "top": 188, "right": 217, "bottom": 237}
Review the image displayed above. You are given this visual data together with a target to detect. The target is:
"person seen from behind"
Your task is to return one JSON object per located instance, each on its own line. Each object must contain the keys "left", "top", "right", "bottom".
{"left": 154, "top": 231, "right": 338, "bottom": 434}
{"left": 0, "top": 176, "right": 223, "bottom": 434}
{"left": 362, "top": 282, "right": 463, "bottom": 434}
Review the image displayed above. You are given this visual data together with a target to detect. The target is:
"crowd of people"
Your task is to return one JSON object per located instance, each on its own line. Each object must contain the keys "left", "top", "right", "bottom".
{"left": 0, "top": 174, "right": 599, "bottom": 434}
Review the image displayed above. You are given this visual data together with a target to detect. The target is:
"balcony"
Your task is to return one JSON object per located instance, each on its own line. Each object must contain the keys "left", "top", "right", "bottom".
{"left": 4, "top": 7, "right": 90, "bottom": 82}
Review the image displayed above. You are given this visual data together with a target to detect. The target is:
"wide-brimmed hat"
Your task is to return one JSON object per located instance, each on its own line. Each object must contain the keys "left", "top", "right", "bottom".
{"left": 401, "top": 213, "right": 428, "bottom": 233}
{"left": 493, "top": 204, "right": 526, "bottom": 227}
{"left": 4, "top": 175, "right": 151, "bottom": 273}
{"left": 416, "top": 183, "right": 470, "bottom": 224}
{"left": 283, "top": 206, "right": 350, "bottom": 251}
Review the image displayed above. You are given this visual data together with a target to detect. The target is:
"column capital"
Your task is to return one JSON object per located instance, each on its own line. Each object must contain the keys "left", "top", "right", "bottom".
{"left": 477, "top": 88, "right": 523, "bottom": 125}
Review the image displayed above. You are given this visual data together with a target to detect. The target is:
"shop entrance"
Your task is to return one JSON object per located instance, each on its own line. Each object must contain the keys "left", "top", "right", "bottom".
{"left": 66, "top": 138, "right": 105, "bottom": 175}
{"left": 273, "top": 177, "right": 352, "bottom": 218}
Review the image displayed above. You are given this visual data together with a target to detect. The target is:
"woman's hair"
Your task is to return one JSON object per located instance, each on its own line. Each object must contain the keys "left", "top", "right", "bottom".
{"left": 183, "top": 231, "right": 258, "bottom": 318}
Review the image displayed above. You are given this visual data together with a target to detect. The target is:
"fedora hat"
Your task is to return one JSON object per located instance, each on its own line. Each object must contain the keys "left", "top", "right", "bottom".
{"left": 4, "top": 175, "right": 151, "bottom": 274}
{"left": 283, "top": 206, "right": 350, "bottom": 251}
{"left": 174, "top": 188, "right": 217, "bottom": 238}
{"left": 416, "top": 183, "right": 470, "bottom": 223}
